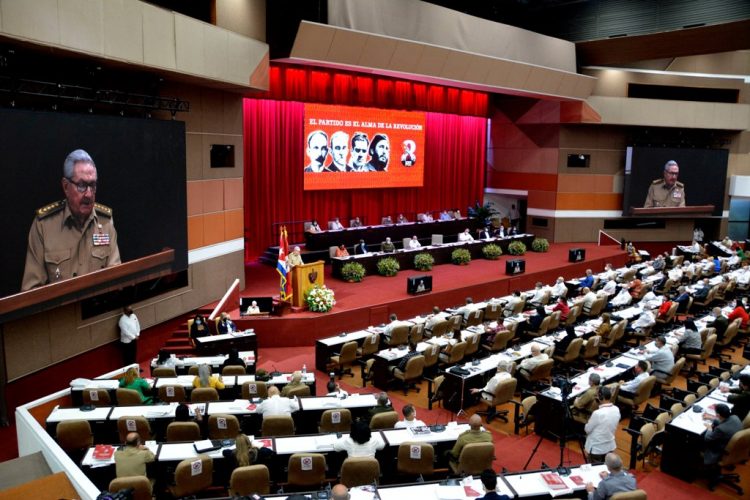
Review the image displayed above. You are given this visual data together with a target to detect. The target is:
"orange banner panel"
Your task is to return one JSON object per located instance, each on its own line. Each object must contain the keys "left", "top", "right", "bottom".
{"left": 303, "top": 103, "right": 426, "bottom": 190}
{"left": 556, "top": 193, "right": 622, "bottom": 210}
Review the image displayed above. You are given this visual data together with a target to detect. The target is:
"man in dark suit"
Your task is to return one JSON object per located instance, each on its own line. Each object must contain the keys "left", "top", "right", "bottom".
{"left": 354, "top": 239, "right": 368, "bottom": 255}
{"left": 704, "top": 403, "right": 742, "bottom": 486}
{"left": 711, "top": 307, "right": 730, "bottom": 341}
{"left": 720, "top": 374, "right": 750, "bottom": 420}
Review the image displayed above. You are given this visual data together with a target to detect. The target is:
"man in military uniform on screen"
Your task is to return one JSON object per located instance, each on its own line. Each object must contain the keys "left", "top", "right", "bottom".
{"left": 644, "top": 160, "right": 686, "bottom": 208}
{"left": 22, "top": 149, "right": 120, "bottom": 291}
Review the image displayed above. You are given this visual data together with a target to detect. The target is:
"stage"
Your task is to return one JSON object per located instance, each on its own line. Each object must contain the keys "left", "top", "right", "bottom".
{"left": 235, "top": 242, "right": 627, "bottom": 348}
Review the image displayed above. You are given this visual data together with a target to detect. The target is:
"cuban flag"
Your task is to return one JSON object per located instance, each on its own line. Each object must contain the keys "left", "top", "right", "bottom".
{"left": 277, "top": 226, "right": 292, "bottom": 300}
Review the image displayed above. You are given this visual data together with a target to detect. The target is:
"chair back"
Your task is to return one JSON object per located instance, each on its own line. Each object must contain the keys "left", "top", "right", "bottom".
{"left": 581, "top": 335, "right": 600, "bottom": 360}
{"left": 208, "top": 414, "right": 241, "bottom": 439}
{"left": 528, "top": 359, "right": 554, "bottom": 382}
{"left": 422, "top": 344, "right": 441, "bottom": 368}
{"left": 611, "top": 489, "right": 648, "bottom": 500}
{"left": 56, "top": 419, "right": 93, "bottom": 452}
{"left": 222, "top": 365, "right": 247, "bottom": 376}
{"left": 456, "top": 442, "right": 495, "bottom": 475}
{"left": 116, "top": 388, "right": 144, "bottom": 406}
{"left": 229, "top": 464, "right": 271, "bottom": 496}
{"left": 586, "top": 297, "right": 607, "bottom": 317}
{"left": 409, "top": 323, "right": 425, "bottom": 344}
{"left": 403, "top": 355, "right": 426, "bottom": 381}
{"left": 492, "top": 377, "right": 518, "bottom": 406}
{"left": 397, "top": 442, "right": 435, "bottom": 475}
{"left": 558, "top": 338, "right": 583, "bottom": 363}
{"left": 339, "top": 341, "right": 359, "bottom": 364}
{"left": 430, "top": 320, "right": 451, "bottom": 338}
{"left": 640, "top": 421, "right": 657, "bottom": 451}
{"left": 117, "top": 416, "right": 152, "bottom": 443}
{"left": 158, "top": 384, "right": 187, "bottom": 403}
{"left": 547, "top": 310, "right": 562, "bottom": 330}
{"left": 340, "top": 456, "right": 380, "bottom": 487}
{"left": 359, "top": 333, "right": 380, "bottom": 356}
{"left": 287, "top": 453, "right": 326, "bottom": 488}
{"left": 287, "top": 385, "right": 312, "bottom": 398}
{"left": 191, "top": 387, "right": 219, "bottom": 402}
{"left": 362, "top": 358, "right": 376, "bottom": 386}
{"left": 319, "top": 408, "right": 352, "bottom": 433}
{"left": 488, "top": 330, "right": 513, "bottom": 352}
{"left": 166, "top": 421, "right": 202, "bottom": 442}
{"left": 262, "top": 415, "right": 295, "bottom": 436}
{"left": 633, "top": 376, "right": 657, "bottom": 406}
{"left": 720, "top": 318, "right": 741, "bottom": 346}
{"left": 466, "top": 309, "right": 484, "bottom": 327}
{"left": 463, "top": 333, "right": 481, "bottom": 357}
{"left": 429, "top": 375, "right": 445, "bottom": 407}
{"left": 82, "top": 388, "right": 111, "bottom": 407}
{"left": 511, "top": 300, "right": 526, "bottom": 316}
{"left": 370, "top": 411, "right": 399, "bottom": 430}
{"left": 700, "top": 334, "right": 718, "bottom": 360}
{"left": 564, "top": 304, "right": 582, "bottom": 326}
{"left": 484, "top": 303, "right": 503, "bottom": 321}
{"left": 654, "top": 411, "right": 671, "bottom": 432}
{"left": 604, "top": 382, "right": 620, "bottom": 404}
{"left": 670, "top": 402, "right": 684, "bottom": 417}
{"left": 448, "top": 341, "right": 467, "bottom": 364}
{"left": 109, "top": 476, "right": 152, "bottom": 500}
{"left": 152, "top": 366, "right": 177, "bottom": 378}
{"left": 388, "top": 325, "right": 410, "bottom": 346}
{"left": 719, "top": 428, "right": 750, "bottom": 467}
{"left": 170, "top": 455, "right": 213, "bottom": 498}
{"left": 242, "top": 380, "right": 268, "bottom": 399}
{"left": 529, "top": 315, "right": 551, "bottom": 337}
{"left": 188, "top": 365, "right": 201, "bottom": 376}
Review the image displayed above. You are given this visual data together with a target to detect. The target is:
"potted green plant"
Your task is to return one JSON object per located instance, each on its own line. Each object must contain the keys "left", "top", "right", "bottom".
{"left": 531, "top": 238, "right": 550, "bottom": 253}
{"left": 377, "top": 257, "right": 400, "bottom": 276}
{"left": 341, "top": 261, "right": 366, "bottom": 282}
{"left": 451, "top": 248, "right": 471, "bottom": 265}
{"left": 508, "top": 240, "right": 527, "bottom": 255}
{"left": 482, "top": 244, "right": 503, "bottom": 260}
{"left": 467, "top": 201, "right": 499, "bottom": 226}
{"left": 414, "top": 252, "right": 435, "bottom": 271}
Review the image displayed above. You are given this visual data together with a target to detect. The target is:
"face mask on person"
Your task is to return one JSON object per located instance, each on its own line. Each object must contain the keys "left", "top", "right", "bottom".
{"left": 196, "top": 319, "right": 202, "bottom": 325}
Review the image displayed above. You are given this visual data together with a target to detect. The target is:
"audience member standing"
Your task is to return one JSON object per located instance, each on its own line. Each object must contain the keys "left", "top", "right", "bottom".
{"left": 118, "top": 305, "right": 140, "bottom": 367}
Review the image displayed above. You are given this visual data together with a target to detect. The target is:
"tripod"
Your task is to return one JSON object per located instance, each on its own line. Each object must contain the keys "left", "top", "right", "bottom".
{"left": 523, "top": 382, "right": 587, "bottom": 470}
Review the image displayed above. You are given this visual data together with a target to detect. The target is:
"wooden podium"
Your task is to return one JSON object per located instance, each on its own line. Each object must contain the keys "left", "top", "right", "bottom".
{"left": 291, "top": 260, "right": 325, "bottom": 308}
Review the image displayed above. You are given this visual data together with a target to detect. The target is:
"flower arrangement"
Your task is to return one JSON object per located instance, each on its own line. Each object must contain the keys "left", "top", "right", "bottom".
{"left": 377, "top": 257, "right": 400, "bottom": 276}
{"left": 414, "top": 252, "right": 435, "bottom": 271}
{"left": 482, "top": 244, "right": 503, "bottom": 260}
{"left": 341, "top": 262, "right": 366, "bottom": 282}
{"left": 451, "top": 248, "right": 472, "bottom": 265}
{"left": 531, "top": 238, "right": 550, "bottom": 253}
{"left": 508, "top": 240, "right": 527, "bottom": 255}
{"left": 305, "top": 284, "right": 336, "bottom": 312}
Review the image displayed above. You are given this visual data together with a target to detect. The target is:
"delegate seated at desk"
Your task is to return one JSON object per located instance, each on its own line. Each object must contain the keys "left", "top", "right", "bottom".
{"left": 217, "top": 312, "right": 237, "bottom": 335}
{"left": 355, "top": 239, "right": 368, "bottom": 255}
{"left": 618, "top": 360, "right": 649, "bottom": 397}
{"left": 448, "top": 414, "right": 492, "bottom": 461}
{"left": 367, "top": 393, "right": 393, "bottom": 421}
{"left": 281, "top": 371, "right": 305, "bottom": 397}
{"left": 719, "top": 374, "right": 750, "bottom": 420}
{"left": 646, "top": 336, "right": 674, "bottom": 377}
{"left": 190, "top": 314, "right": 210, "bottom": 341}
{"left": 585, "top": 452, "right": 637, "bottom": 500}
{"left": 335, "top": 244, "right": 349, "bottom": 257}
{"left": 256, "top": 386, "right": 299, "bottom": 416}
{"left": 381, "top": 237, "right": 395, "bottom": 253}
{"left": 470, "top": 360, "right": 512, "bottom": 402}
{"left": 333, "top": 420, "right": 385, "bottom": 457}
{"left": 193, "top": 364, "right": 225, "bottom": 390}
{"left": 394, "top": 404, "right": 426, "bottom": 429}
{"left": 115, "top": 432, "right": 154, "bottom": 481}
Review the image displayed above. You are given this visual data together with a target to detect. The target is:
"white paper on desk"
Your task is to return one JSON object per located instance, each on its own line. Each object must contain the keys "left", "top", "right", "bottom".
{"left": 436, "top": 485, "right": 466, "bottom": 499}
{"left": 349, "top": 486, "right": 377, "bottom": 500}
{"left": 315, "top": 435, "right": 336, "bottom": 449}
{"left": 231, "top": 399, "right": 251, "bottom": 410}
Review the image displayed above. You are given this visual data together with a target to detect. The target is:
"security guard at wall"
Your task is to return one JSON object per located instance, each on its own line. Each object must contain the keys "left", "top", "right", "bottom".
{"left": 22, "top": 149, "right": 120, "bottom": 291}
{"left": 643, "top": 160, "right": 686, "bottom": 208}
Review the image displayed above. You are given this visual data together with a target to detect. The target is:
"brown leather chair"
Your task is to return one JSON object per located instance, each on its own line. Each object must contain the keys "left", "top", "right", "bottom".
{"left": 439, "top": 341, "right": 467, "bottom": 366}
{"left": 519, "top": 359, "right": 554, "bottom": 387}
{"left": 229, "top": 464, "right": 271, "bottom": 496}
{"left": 579, "top": 335, "right": 601, "bottom": 365}
{"left": 242, "top": 380, "right": 268, "bottom": 399}
{"left": 188, "top": 365, "right": 201, "bottom": 376}
{"left": 429, "top": 320, "right": 451, "bottom": 338}
{"left": 286, "top": 385, "right": 311, "bottom": 398}
{"left": 191, "top": 387, "right": 220, "bottom": 402}
{"left": 109, "top": 476, "right": 152, "bottom": 500}
{"left": 465, "top": 309, "right": 485, "bottom": 327}
{"left": 340, "top": 456, "right": 380, "bottom": 487}
{"left": 611, "top": 490, "right": 648, "bottom": 500}
{"left": 711, "top": 428, "right": 750, "bottom": 494}
{"left": 357, "top": 333, "right": 381, "bottom": 357}
{"left": 319, "top": 409, "right": 352, "bottom": 433}
{"left": 617, "top": 375, "right": 657, "bottom": 411}
{"left": 330, "top": 341, "right": 358, "bottom": 378}
{"left": 476, "top": 377, "right": 517, "bottom": 423}
{"left": 287, "top": 453, "right": 327, "bottom": 489}
{"left": 397, "top": 442, "right": 435, "bottom": 477}
{"left": 387, "top": 325, "right": 410, "bottom": 346}
{"left": 547, "top": 310, "right": 562, "bottom": 331}
{"left": 409, "top": 323, "right": 425, "bottom": 344}
{"left": 116, "top": 388, "right": 144, "bottom": 406}
{"left": 82, "top": 388, "right": 111, "bottom": 407}
{"left": 393, "top": 355, "right": 425, "bottom": 394}
{"left": 151, "top": 366, "right": 177, "bottom": 378}
{"left": 483, "top": 303, "right": 503, "bottom": 321}
{"left": 360, "top": 358, "right": 376, "bottom": 387}
{"left": 463, "top": 333, "right": 481, "bottom": 359}
{"left": 169, "top": 455, "right": 213, "bottom": 498}
{"left": 116, "top": 416, "right": 152, "bottom": 443}
{"left": 208, "top": 414, "right": 241, "bottom": 439}
{"left": 553, "top": 338, "right": 584, "bottom": 367}
{"left": 369, "top": 411, "right": 399, "bottom": 430}
{"left": 563, "top": 304, "right": 582, "bottom": 326}
{"left": 222, "top": 365, "right": 247, "bottom": 376}
{"left": 262, "top": 415, "right": 295, "bottom": 436}
{"left": 449, "top": 442, "right": 495, "bottom": 475}
{"left": 158, "top": 384, "right": 187, "bottom": 403}
{"left": 56, "top": 420, "right": 93, "bottom": 462}
{"left": 482, "top": 330, "right": 513, "bottom": 353}
{"left": 427, "top": 374, "right": 445, "bottom": 410}
{"left": 166, "top": 421, "right": 202, "bottom": 442}
{"left": 685, "top": 334, "right": 717, "bottom": 375}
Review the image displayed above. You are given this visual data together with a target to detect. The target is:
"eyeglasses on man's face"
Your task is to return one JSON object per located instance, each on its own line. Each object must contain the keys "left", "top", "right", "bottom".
{"left": 66, "top": 178, "right": 98, "bottom": 193}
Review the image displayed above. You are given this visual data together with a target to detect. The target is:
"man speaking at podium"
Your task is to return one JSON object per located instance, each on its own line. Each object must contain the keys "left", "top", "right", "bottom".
{"left": 644, "top": 160, "right": 686, "bottom": 208}
{"left": 22, "top": 149, "right": 120, "bottom": 291}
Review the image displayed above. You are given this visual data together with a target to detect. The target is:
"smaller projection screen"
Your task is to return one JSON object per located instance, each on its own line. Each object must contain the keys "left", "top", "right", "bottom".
{"left": 303, "top": 103, "right": 426, "bottom": 191}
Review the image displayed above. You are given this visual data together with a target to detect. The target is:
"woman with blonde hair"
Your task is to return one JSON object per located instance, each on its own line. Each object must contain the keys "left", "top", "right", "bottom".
{"left": 118, "top": 366, "right": 153, "bottom": 404}
{"left": 192, "top": 364, "right": 225, "bottom": 390}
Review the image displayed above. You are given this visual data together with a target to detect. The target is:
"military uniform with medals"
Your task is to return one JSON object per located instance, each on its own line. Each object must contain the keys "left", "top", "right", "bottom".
{"left": 22, "top": 200, "right": 121, "bottom": 291}
{"left": 644, "top": 179, "right": 685, "bottom": 208}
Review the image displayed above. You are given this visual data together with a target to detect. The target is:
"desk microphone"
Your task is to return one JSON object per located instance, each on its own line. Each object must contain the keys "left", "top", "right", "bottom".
{"left": 270, "top": 365, "right": 282, "bottom": 377}
{"left": 430, "top": 412, "right": 446, "bottom": 432}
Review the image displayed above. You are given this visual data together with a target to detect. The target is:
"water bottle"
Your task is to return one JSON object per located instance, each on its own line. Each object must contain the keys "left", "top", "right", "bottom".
{"left": 302, "top": 364, "right": 307, "bottom": 375}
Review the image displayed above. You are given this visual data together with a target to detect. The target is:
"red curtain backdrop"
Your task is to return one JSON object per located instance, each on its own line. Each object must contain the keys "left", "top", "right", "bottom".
{"left": 243, "top": 66, "right": 489, "bottom": 260}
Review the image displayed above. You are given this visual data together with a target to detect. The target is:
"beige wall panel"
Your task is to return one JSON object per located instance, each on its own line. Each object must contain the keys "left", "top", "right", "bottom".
{"left": 464, "top": 54, "right": 492, "bottom": 84}
{"left": 201, "top": 89, "right": 224, "bottom": 131}
{"left": 224, "top": 178, "right": 244, "bottom": 210}
{"left": 132, "top": 303, "right": 156, "bottom": 330}
{"left": 142, "top": 2, "right": 176, "bottom": 69}
{"left": 4, "top": 312, "right": 51, "bottom": 380}
{"left": 225, "top": 250, "right": 246, "bottom": 289}
{"left": 557, "top": 149, "right": 624, "bottom": 175}
{"left": 388, "top": 40, "right": 424, "bottom": 73}
{"left": 49, "top": 310, "right": 90, "bottom": 363}
{"left": 186, "top": 133, "right": 203, "bottom": 180}
{"left": 553, "top": 218, "right": 694, "bottom": 244}
{"left": 201, "top": 134, "right": 242, "bottom": 179}
{"left": 730, "top": 131, "right": 750, "bottom": 154}
{"left": 328, "top": 29, "right": 368, "bottom": 66}
{"left": 556, "top": 73, "right": 580, "bottom": 98}
{"left": 215, "top": 0, "right": 266, "bottom": 41}
{"left": 1, "top": 0, "right": 60, "bottom": 44}
{"left": 483, "top": 59, "right": 518, "bottom": 88}
{"left": 103, "top": 0, "right": 143, "bottom": 62}
{"left": 358, "top": 35, "right": 397, "bottom": 69}
{"left": 175, "top": 14, "right": 204, "bottom": 76}
{"left": 89, "top": 314, "right": 119, "bottom": 347}
{"left": 587, "top": 69, "right": 629, "bottom": 97}
{"left": 440, "top": 51, "right": 472, "bottom": 82}
{"left": 730, "top": 104, "right": 750, "bottom": 130}
{"left": 729, "top": 152, "right": 750, "bottom": 175}
{"left": 414, "top": 45, "right": 447, "bottom": 77}
{"left": 153, "top": 293, "right": 187, "bottom": 324}
{"left": 223, "top": 92, "right": 244, "bottom": 134}
{"left": 290, "top": 22, "right": 335, "bottom": 61}
{"left": 176, "top": 86, "right": 203, "bottom": 133}
{"left": 203, "top": 24, "right": 228, "bottom": 80}
{"left": 503, "top": 64, "right": 532, "bottom": 91}
{"left": 668, "top": 50, "right": 750, "bottom": 75}
{"left": 59, "top": 0, "right": 103, "bottom": 54}
{"left": 225, "top": 31, "right": 266, "bottom": 87}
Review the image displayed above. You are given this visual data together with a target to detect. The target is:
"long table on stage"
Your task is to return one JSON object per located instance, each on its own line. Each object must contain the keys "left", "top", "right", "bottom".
{"left": 304, "top": 217, "right": 481, "bottom": 250}
{"left": 194, "top": 330, "right": 257, "bottom": 357}
{"left": 331, "top": 233, "right": 534, "bottom": 279}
